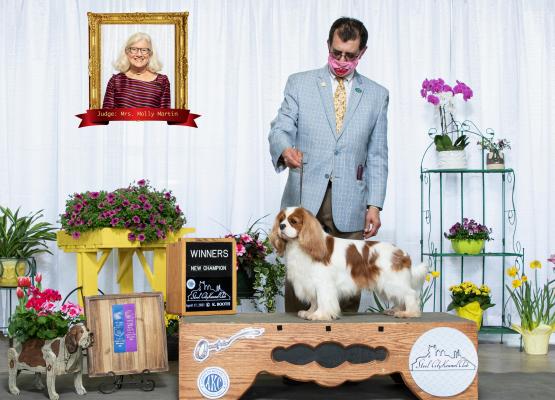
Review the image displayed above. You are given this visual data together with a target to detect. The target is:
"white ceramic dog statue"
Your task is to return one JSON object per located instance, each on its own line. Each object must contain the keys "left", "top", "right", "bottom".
{"left": 8, "top": 323, "right": 93, "bottom": 400}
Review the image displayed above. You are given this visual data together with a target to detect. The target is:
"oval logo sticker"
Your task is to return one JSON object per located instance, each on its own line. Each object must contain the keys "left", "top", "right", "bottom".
{"left": 197, "top": 367, "right": 230, "bottom": 399}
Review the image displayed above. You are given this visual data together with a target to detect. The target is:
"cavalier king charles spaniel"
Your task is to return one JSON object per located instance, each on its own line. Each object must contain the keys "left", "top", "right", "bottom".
{"left": 270, "top": 207, "right": 428, "bottom": 321}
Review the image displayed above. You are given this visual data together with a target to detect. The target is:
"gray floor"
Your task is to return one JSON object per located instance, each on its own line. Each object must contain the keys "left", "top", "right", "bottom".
{"left": 1, "top": 334, "right": 554, "bottom": 399}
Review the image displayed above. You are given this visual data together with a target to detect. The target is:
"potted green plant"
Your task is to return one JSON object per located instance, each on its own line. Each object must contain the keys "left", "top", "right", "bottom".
{"left": 421, "top": 78, "right": 473, "bottom": 169}
{"left": 477, "top": 137, "right": 511, "bottom": 170}
{"left": 226, "top": 218, "right": 286, "bottom": 313}
{"left": 0, "top": 207, "right": 56, "bottom": 287}
{"left": 506, "top": 260, "right": 555, "bottom": 355}
{"left": 444, "top": 218, "right": 493, "bottom": 254}
{"left": 447, "top": 281, "right": 495, "bottom": 329}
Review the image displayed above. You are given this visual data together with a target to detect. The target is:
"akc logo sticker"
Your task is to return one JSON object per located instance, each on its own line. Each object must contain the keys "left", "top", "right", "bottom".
{"left": 197, "top": 367, "right": 230, "bottom": 399}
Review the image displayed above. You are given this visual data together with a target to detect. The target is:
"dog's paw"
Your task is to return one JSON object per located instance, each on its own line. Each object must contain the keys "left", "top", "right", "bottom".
{"left": 383, "top": 309, "right": 396, "bottom": 316}
{"left": 9, "top": 387, "right": 20, "bottom": 396}
{"left": 297, "top": 310, "right": 311, "bottom": 319}
{"left": 307, "top": 312, "right": 337, "bottom": 321}
{"left": 76, "top": 386, "right": 87, "bottom": 395}
{"left": 394, "top": 310, "right": 421, "bottom": 318}
{"left": 50, "top": 393, "right": 60, "bottom": 400}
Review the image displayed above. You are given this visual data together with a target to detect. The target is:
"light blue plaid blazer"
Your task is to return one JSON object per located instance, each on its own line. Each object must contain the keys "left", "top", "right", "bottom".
{"left": 269, "top": 66, "right": 389, "bottom": 232}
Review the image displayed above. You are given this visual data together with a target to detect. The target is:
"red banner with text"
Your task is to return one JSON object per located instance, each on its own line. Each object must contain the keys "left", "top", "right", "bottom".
{"left": 76, "top": 108, "right": 200, "bottom": 128}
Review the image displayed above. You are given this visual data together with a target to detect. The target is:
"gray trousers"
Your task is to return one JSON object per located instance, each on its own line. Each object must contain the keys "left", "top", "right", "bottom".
{"left": 284, "top": 182, "right": 363, "bottom": 313}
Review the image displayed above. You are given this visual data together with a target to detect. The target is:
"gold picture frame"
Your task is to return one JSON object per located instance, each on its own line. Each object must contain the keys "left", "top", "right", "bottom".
{"left": 88, "top": 12, "right": 188, "bottom": 109}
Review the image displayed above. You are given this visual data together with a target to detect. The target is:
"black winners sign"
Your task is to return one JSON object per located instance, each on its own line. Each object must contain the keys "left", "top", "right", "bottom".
{"left": 184, "top": 238, "right": 236, "bottom": 315}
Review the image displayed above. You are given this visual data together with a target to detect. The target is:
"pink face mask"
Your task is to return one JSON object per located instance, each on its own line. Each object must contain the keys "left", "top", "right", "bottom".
{"left": 328, "top": 53, "right": 360, "bottom": 77}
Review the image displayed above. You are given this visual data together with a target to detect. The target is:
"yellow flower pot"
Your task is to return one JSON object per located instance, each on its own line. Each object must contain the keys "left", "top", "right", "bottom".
{"left": 451, "top": 239, "right": 485, "bottom": 255}
{"left": 455, "top": 301, "right": 483, "bottom": 329}
{"left": 0, "top": 258, "right": 30, "bottom": 287}
{"left": 511, "top": 324, "right": 553, "bottom": 355}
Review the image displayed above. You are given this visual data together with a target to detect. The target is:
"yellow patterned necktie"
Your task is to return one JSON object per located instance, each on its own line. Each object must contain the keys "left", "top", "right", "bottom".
{"left": 334, "top": 77, "right": 346, "bottom": 133}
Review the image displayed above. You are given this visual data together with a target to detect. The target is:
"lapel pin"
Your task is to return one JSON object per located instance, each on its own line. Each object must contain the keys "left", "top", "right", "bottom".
{"left": 355, "top": 88, "right": 362, "bottom": 93}
{"left": 320, "top": 82, "right": 327, "bottom": 87}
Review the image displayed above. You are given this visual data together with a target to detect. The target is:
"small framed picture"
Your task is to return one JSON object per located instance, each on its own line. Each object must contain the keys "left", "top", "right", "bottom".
{"left": 87, "top": 12, "right": 188, "bottom": 109}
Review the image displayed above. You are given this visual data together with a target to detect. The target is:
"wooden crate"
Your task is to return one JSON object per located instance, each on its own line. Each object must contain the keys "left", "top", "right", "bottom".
{"left": 180, "top": 313, "right": 478, "bottom": 399}
{"left": 84, "top": 292, "right": 168, "bottom": 377}
{"left": 166, "top": 238, "right": 236, "bottom": 316}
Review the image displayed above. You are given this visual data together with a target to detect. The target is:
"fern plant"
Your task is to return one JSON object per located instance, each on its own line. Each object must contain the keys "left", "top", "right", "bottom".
{"left": 0, "top": 206, "right": 57, "bottom": 258}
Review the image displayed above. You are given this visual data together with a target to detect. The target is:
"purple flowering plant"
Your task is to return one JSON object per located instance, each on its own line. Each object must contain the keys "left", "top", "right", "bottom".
{"left": 60, "top": 179, "right": 186, "bottom": 243}
{"left": 444, "top": 218, "right": 493, "bottom": 242}
{"left": 421, "top": 78, "right": 473, "bottom": 151}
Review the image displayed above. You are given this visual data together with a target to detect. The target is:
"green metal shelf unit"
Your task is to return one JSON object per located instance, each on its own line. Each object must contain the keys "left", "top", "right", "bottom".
{"left": 420, "top": 121, "right": 524, "bottom": 337}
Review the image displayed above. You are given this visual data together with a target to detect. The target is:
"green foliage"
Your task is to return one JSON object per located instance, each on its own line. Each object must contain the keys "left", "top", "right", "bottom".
{"left": 434, "top": 134, "right": 469, "bottom": 151}
{"left": 506, "top": 266, "right": 555, "bottom": 331}
{"left": 0, "top": 206, "right": 57, "bottom": 258}
{"left": 447, "top": 282, "right": 495, "bottom": 311}
{"left": 60, "top": 180, "right": 186, "bottom": 244}
{"left": 227, "top": 216, "right": 286, "bottom": 313}
{"left": 8, "top": 308, "right": 83, "bottom": 343}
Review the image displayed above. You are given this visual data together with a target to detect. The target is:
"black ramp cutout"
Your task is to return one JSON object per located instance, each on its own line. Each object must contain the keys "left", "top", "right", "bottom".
{"left": 272, "top": 342, "right": 388, "bottom": 369}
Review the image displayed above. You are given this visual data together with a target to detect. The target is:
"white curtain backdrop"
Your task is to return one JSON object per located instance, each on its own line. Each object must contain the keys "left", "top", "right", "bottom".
{"left": 1, "top": 0, "right": 553, "bottom": 334}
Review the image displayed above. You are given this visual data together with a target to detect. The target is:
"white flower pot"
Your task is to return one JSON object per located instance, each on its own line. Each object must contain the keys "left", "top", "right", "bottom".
{"left": 436, "top": 150, "right": 467, "bottom": 169}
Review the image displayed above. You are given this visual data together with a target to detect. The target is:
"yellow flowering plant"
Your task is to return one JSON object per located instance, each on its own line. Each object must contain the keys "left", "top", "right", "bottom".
{"left": 506, "top": 260, "right": 555, "bottom": 331}
{"left": 165, "top": 312, "right": 180, "bottom": 336}
{"left": 447, "top": 281, "right": 495, "bottom": 311}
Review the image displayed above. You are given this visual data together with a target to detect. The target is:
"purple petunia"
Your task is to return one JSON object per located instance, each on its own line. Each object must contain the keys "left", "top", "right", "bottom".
{"left": 137, "top": 179, "right": 146, "bottom": 187}
{"left": 72, "top": 231, "right": 81, "bottom": 239}
{"left": 128, "top": 233, "right": 136, "bottom": 242}
{"left": 137, "top": 233, "right": 146, "bottom": 242}
{"left": 110, "top": 218, "right": 120, "bottom": 226}
{"left": 132, "top": 215, "right": 141, "bottom": 224}
{"left": 89, "top": 191, "right": 100, "bottom": 199}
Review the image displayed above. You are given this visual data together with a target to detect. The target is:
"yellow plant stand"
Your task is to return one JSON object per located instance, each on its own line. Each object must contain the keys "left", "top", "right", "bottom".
{"left": 57, "top": 227, "right": 195, "bottom": 306}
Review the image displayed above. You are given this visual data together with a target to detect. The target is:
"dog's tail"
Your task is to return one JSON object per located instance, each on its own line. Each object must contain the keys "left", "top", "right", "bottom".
{"left": 410, "top": 261, "right": 429, "bottom": 290}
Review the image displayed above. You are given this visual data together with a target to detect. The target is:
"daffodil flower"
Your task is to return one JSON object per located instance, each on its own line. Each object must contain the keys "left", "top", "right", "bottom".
{"left": 507, "top": 266, "right": 518, "bottom": 277}
{"left": 512, "top": 279, "right": 522, "bottom": 289}
{"left": 431, "top": 271, "right": 440, "bottom": 278}
{"left": 530, "top": 260, "right": 542, "bottom": 269}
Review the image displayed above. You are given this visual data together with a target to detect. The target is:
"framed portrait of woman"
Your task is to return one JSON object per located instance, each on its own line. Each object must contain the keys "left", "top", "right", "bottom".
{"left": 88, "top": 12, "right": 188, "bottom": 110}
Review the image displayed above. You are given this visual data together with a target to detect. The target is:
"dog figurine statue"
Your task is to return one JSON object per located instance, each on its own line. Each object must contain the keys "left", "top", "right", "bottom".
{"left": 8, "top": 323, "right": 93, "bottom": 400}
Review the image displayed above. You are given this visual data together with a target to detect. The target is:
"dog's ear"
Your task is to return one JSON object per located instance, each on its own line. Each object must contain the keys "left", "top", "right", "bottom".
{"left": 269, "top": 210, "right": 286, "bottom": 256}
{"left": 298, "top": 208, "right": 328, "bottom": 262}
{"left": 65, "top": 326, "right": 79, "bottom": 354}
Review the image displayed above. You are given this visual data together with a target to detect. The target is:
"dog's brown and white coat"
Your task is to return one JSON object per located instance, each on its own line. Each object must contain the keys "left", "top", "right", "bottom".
{"left": 8, "top": 324, "right": 93, "bottom": 400}
{"left": 270, "top": 207, "right": 428, "bottom": 321}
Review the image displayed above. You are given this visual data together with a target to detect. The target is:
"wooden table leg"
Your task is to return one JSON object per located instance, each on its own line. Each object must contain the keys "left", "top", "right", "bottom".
{"left": 152, "top": 249, "right": 167, "bottom": 300}
{"left": 117, "top": 250, "right": 135, "bottom": 294}
{"left": 78, "top": 252, "right": 100, "bottom": 307}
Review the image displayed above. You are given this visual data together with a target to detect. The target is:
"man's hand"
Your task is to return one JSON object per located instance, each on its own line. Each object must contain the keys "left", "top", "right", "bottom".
{"left": 364, "top": 207, "right": 381, "bottom": 239}
{"left": 282, "top": 147, "right": 303, "bottom": 169}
